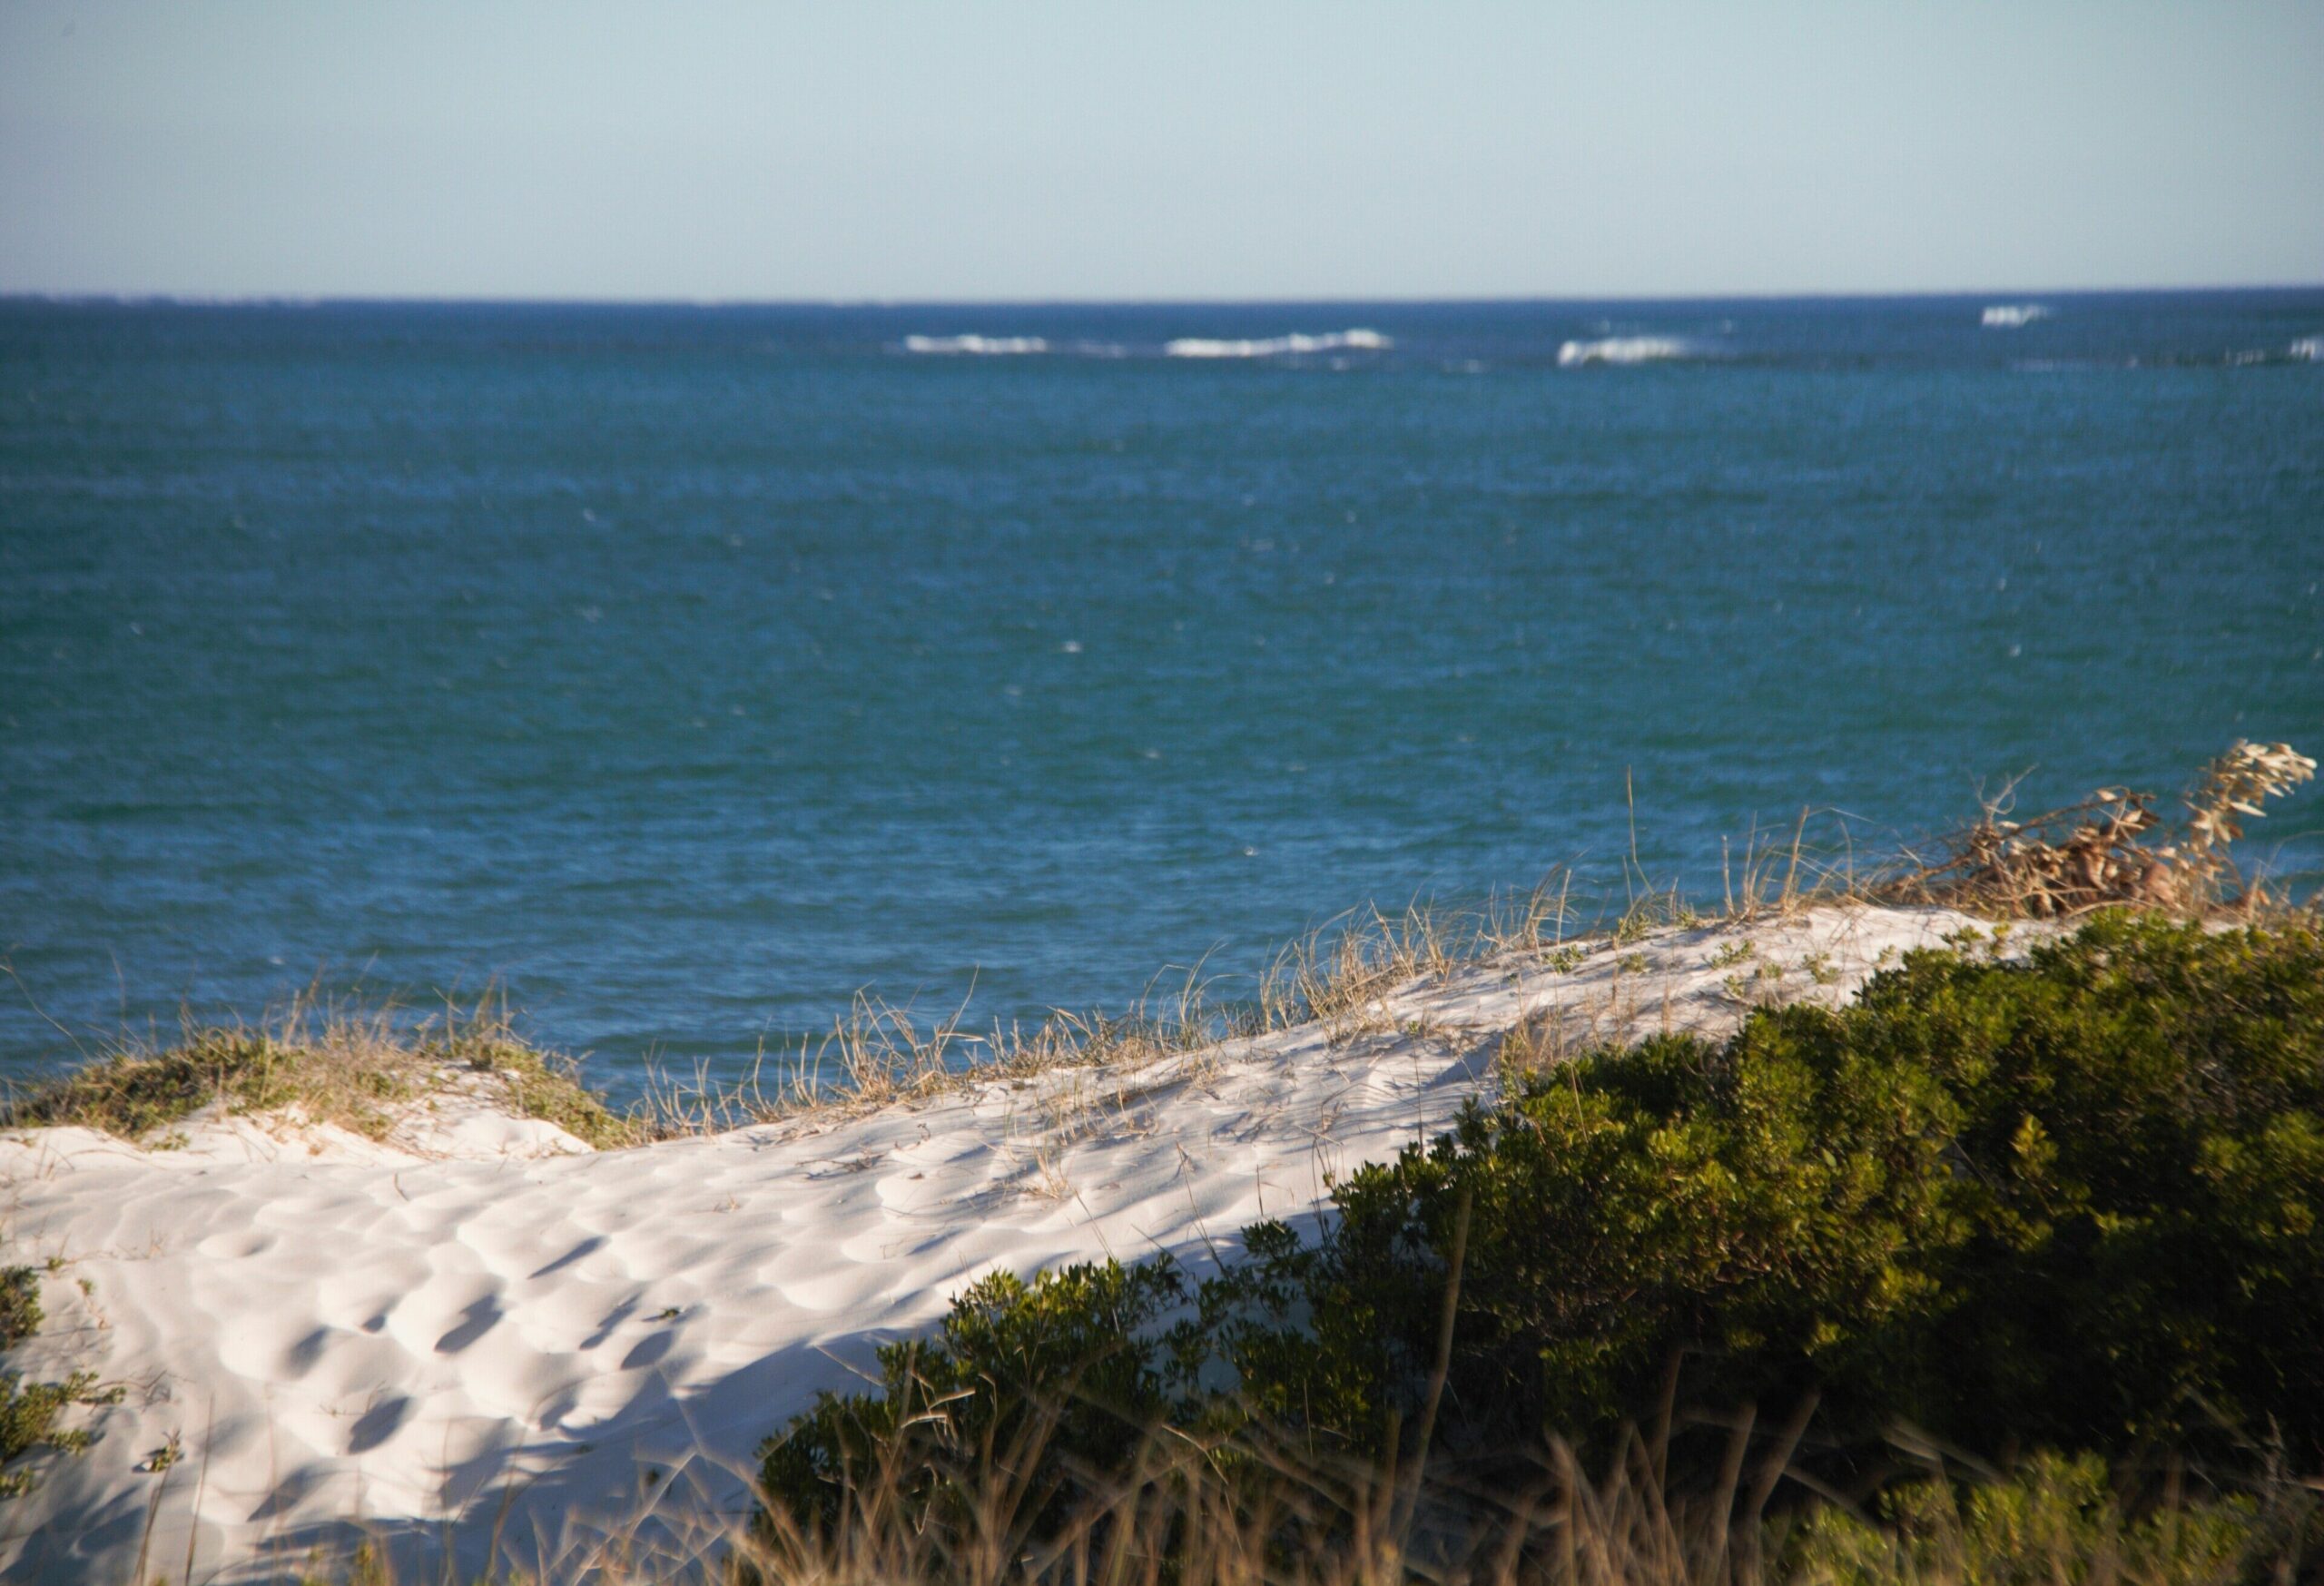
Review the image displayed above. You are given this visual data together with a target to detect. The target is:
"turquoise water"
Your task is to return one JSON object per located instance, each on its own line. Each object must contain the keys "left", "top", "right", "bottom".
{"left": 4, "top": 295, "right": 2320, "bottom": 1095}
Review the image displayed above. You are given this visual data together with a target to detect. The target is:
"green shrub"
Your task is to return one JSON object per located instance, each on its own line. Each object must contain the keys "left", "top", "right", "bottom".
{"left": 758, "top": 1256, "right": 1187, "bottom": 1541}
{"left": 1841, "top": 911, "right": 2324, "bottom": 1456}
{"left": 1783, "top": 1452, "right": 2289, "bottom": 1586}
{"left": 0, "top": 1370, "right": 109, "bottom": 1499}
{"left": 1213, "top": 912, "right": 2324, "bottom": 1468}
{"left": 0, "top": 1269, "right": 38, "bottom": 1351}
{"left": 758, "top": 914, "right": 2324, "bottom": 1542}
{"left": 0, "top": 1266, "right": 118, "bottom": 1500}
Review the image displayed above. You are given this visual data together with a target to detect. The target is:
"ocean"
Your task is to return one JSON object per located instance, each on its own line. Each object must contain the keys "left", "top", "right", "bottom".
{"left": 3, "top": 293, "right": 2320, "bottom": 1097}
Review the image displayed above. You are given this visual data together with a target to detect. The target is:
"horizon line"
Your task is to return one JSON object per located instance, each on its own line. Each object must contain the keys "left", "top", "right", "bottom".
{"left": 6, "top": 281, "right": 2324, "bottom": 311}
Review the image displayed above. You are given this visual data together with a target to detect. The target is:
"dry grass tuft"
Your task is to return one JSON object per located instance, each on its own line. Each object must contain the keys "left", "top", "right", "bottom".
{"left": 734, "top": 1418, "right": 1767, "bottom": 1586}
{"left": 645, "top": 879, "right": 1590, "bottom": 1125}
{"left": 1261, "top": 901, "right": 1464, "bottom": 1038}
{"left": 639, "top": 963, "right": 1238, "bottom": 1132}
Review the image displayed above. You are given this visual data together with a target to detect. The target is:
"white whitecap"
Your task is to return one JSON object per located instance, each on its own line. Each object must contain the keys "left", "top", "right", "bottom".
{"left": 902, "top": 334, "right": 1049, "bottom": 355}
{"left": 1163, "top": 329, "right": 1391, "bottom": 359}
{"left": 2290, "top": 337, "right": 2323, "bottom": 363}
{"left": 1981, "top": 304, "right": 2050, "bottom": 329}
{"left": 1556, "top": 336, "right": 1693, "bottom": 368}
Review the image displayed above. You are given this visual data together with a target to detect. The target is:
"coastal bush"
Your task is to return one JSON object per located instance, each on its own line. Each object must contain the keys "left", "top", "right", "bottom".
{"left": 1255, "top": 911, "right": 2324, "bottom": 1469}
{"left": 757, "top": 912, "right": 2324, "bottom": 1548}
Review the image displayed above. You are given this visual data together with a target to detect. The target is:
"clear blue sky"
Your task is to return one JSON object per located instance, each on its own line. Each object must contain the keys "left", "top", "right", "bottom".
{"left": 4, "top": 1, "right": 2319, "bottom": 300}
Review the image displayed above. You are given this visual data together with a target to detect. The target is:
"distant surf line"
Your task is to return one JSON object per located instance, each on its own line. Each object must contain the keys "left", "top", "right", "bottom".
{"left": 1982, "top": 303, "right": 2051, "bottom": 328}
{"left": 898, "top": 328, "right": 1393, "bottom": 360}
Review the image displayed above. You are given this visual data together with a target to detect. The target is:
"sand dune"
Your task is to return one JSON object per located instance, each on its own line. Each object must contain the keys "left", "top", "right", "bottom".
{"left": 1, "top": 904, "right": 2000, "bottom": 1582}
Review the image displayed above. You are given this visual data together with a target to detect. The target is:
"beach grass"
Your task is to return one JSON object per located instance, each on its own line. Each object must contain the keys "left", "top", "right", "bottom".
{"left": 1, "top": 997, "right": 646, "bottom": 1151}
{"left": 8, "top": 1248, "right": 2309, "bottom": 1574}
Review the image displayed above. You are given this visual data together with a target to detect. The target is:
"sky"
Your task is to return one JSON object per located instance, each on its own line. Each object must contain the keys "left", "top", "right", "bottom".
{"left": 2, "top": 2, "right": 2319, "bottom": 301}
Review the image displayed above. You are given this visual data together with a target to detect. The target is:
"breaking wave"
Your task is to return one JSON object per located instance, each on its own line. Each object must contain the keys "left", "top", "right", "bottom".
{"left": 2291, "top": 337, "right": 2323, "bottom": 363}
{"left": 902, "top": 334, "right": 1049, "bottom": 356}
{"left": 1556, "top": 336, "right": 1694, "bottom": 367}
{"left": 1981, "top": 304, "right": 2051, "bottom": 329}
{"left": 1163, "top": 329, "right": 1391, "bottom": 359}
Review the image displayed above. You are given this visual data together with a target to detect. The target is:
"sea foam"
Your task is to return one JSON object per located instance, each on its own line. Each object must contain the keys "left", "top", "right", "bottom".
{"left": 2291, "top": 337, "right": 2323, "bottom": 363}
{"left": 1163, "top": 329, "right": 1391, "bottom": 359}
{"left": 1981, "top": 304, "right": 2051, "bottom": 329}
{"left": 1556, "top": 335, "right": 1693, "bottom": 367}
{"left": 903, "top": 334, "right": 1049, "bottom": 355}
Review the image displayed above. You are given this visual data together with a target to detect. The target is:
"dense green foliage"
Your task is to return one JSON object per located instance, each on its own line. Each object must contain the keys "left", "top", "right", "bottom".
{"left": 760, "top": 915, "right": 2324, "bottom": 1547}
{"left": 1271, "top": 911, "right": 2324, "bottom": 1464}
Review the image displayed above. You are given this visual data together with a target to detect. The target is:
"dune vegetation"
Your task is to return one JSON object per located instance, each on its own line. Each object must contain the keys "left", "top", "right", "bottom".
{"left": 2, "top": 1000, "right": 647, "bottom": 1151}
{"left": 1, "top": 744, "right": 2319, "bottom": 1581}
{"left": 752, "top": 911, "right": 2324, "bottom": 1582}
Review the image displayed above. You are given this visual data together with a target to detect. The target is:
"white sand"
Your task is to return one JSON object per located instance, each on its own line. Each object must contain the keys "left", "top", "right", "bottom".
{"left": 0, "top": 904, "right": 2001, "bottom": 1582}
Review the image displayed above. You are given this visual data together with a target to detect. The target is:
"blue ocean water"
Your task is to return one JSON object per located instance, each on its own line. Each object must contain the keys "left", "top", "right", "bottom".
{"left": 4, "top": 294, "right": 2320, "bottom": 1097}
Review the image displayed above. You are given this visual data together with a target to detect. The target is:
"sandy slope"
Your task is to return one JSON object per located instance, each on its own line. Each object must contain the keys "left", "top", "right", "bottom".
{"left": 0, "top": 904, "right": 1999, "bottom": 1582}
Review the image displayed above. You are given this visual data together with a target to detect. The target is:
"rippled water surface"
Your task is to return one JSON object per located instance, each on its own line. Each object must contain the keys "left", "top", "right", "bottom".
{"left": 5, "top": 295, "right": 2320, "bottom": 1093}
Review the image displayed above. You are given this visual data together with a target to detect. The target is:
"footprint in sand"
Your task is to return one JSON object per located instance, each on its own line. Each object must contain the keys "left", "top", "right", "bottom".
{"left": 281, "top": 1324, "right": 334, "bottom": 1378}
{"left": 348, "top": 1394, "right": 411, "bottom": 1454}
{"left": 526, "top": 1234, "right": 608, "bottom": 1280}
{"left": 433, "top": 1293, "right": 504, "bottom": 1354}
